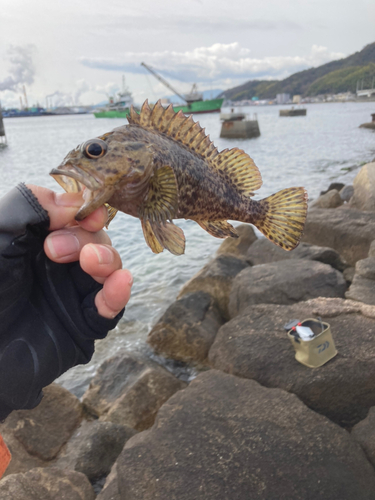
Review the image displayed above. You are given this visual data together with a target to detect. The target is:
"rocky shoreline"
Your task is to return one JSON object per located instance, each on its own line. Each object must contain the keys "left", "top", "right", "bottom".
{"left": 1, "top": 162, "right": 375, "bottom": 499}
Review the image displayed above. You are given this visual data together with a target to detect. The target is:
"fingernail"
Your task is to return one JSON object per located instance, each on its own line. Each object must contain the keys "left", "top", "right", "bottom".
{"left": 46, "top": 232, "right": 80, "bottom": 259}
{"left": 54, "top": 192, "right": 83, "bottom": 207}
{"left": 89, "top": 244, "right": 114, "bottom": 265}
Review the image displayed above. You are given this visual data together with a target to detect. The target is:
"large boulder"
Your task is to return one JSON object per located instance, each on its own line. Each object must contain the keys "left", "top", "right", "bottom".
{"left": 228, "top": 259, "right": 346, "bottom": 318}
{"left": 246, "top": 239, "right": 347, "bottom": 271}
{"left": 0, "top": 384, "right": 82, "bottom": 469}
{"left": 209, "top": 298, "right": 375, "bottom": 427}
{"left": 346, "top": 256, "right": 375, "bottom": 305}
{"left": 302, "top": 206, "right": 375, "bottom": 265}
{"left": 82, "top": 351, "right": 186, "bottom": 430}
{"left": 0, "top": 467, "right": 95, "bottom": 500}
{"left": 147, "top": 291, "right": 224, "bottom": 364}
{"left": 216, "top": 224, "right": 257, "bottom": 257}
{"left": 54, "top": 420, "right": 136, "bottom": 482}
{"left": 177, "top": 254, "right": 249, "bottom": 320}
{"left": 350, "top": 162, "right": 375, "bottom": 211}
{"left": 112, "top": 370, "right": 375, "bottom": 500}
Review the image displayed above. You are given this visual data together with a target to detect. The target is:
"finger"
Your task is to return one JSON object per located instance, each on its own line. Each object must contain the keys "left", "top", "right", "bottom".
{"left": 44, "top": 227, "right": 111, "bottom": 263}
{"left": 95, "top": 269, "right": 133, "bottom": 318}
{"left": 79, "top": 244, "right": 123, "bottom": 282}
{"left": 27, "top": 184, "right": 108, "bottom": 232}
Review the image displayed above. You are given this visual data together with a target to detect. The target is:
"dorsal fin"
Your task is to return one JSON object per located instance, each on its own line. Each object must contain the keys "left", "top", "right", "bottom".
{"left": 128, "top": 99, "right": 263, "bottom": 196}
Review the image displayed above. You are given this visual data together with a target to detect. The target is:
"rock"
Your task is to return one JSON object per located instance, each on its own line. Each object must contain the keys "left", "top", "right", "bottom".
{"left": 321, "top": 182, "right": 345, "bottom": 195}
{"left": 54, "top": 420, "right": 136, "bottom": 482}
{"left": 100, "top": 368, "right": 187, "bottom": 430}
{"left": 340, "top": 185, "right": 354, "bottom": 202}
{"left": 0, "top": 430, "right": 46, "bottom": 477}
{"left": 177, "top": 254, "right": 249, "bottom": 320}
{"left": 113, "top": 370, "right": 375, "bottom": 500}
{"left": 96, "top": 463, "right": 120, "bottom": 500}
{"left": 209, "top": 298, "right": 375, "bottom": 427}
{"left": 82, "top": 351, "right": 186, "bottom": 431}
{"left": 311, "top": 189, "right": 343, "bottom": 209}
{"left": 352, "top": 407, "right": 375, "bottom": 468}
{"left": 216, "top": 224, "right": 257, "bottom": 257}
{"left": 147, "top": 291, "right": 224, "bottom": 364}
{"left": 346, "top": 257, "right": 375, "bottom": 305}
{"left": 228, "top": 259, "right": 346, "bottom": 318}
{"left": 0, "top": 467, "right": 95, "bottom": 500}
{"left": 302, "top": 206, "right": 375, "bottom": 266}
{"left": 0, "top": 384, "right": 82, "bottom": 463}
{"left": 343, "top": 266, "right": 355, "bottom": 284}
{"left": 350, "top": 162, "right": 375, "bottom": 211}
{"left": 246, "top": 239, "right": 347, "bottom": 271}
{"left": 369, "top": 240, "right": 375, "bottom": 258}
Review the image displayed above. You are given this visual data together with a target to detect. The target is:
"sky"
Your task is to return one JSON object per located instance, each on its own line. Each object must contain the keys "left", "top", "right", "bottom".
{"left": 0, "top": 0, "right": 374, "bottom": 108}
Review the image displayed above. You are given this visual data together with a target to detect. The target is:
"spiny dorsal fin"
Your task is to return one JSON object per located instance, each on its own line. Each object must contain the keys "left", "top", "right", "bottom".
{"left": 129, "top": 99, "right": 262, "bottom": 196}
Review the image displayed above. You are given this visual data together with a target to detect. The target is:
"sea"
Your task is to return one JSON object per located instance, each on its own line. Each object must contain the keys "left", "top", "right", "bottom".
{"left": 1, "top": 102, "right": 374, "bottom": 396}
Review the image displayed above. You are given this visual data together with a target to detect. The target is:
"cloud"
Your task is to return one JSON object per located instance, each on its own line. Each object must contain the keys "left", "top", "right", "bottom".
{"left": 80, "top": 43, "right": 346, "bottom": 85}
{"left": 0, "top": 45, "right": 36, "bottom": 92}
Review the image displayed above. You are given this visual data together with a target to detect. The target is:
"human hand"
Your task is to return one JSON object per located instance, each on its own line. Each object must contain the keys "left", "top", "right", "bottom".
{"left": 27, "top": 185, "right": 132, "bottom": 319}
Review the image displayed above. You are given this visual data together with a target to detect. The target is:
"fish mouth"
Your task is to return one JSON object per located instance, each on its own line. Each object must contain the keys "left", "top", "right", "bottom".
{"left": 50, "top": 164, "right": 114, "bottom": 221}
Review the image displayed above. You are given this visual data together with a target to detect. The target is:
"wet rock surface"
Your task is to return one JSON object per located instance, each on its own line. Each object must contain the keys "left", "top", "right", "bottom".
{"left": 209, "top": 298, "right": 375, "bottom": 428}
{"left": 112, "top": 370, "right": 375, "bottom": 500}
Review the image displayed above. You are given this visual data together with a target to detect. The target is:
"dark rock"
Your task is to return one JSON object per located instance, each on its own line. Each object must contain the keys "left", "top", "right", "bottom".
{"left": 147, "top": 291, "right": 224, "bottom": 364}
{"left": 346, "top": 257, "right": 375, "bottom": 305}
{"left": 113, "top": 370, "right": 375, "bottom": 500}
{"left": 352, "top": 407, "right": 375, "bottom": 468}
{"left": 216, "top": 224, "right": 257, "bottom": 257}
{"left": 321, "top": 182, "right": 345, "bottom": 195}
{"left": 302, "top": 206, "right": 375, "bottom": 265}
{"left": 96, "top": 463, "right": 120, "bottom": 500}
{"left": 177, "top": 254, "right": 249, "bottom": 320}
{"left": 55, "top": 420, "right": 136, "bottom": 482}
{"left": 0, "top": 384, "right": 82, "bottom": 463}
{"left": 246, "top": 239, "right": 347, "bottom": 271}
{"left": 350, "top": 162, "right": 375, "bottom": 211}
{"left": 228, "top": 259, "right": 346, "bottom": 318}
{"left": 209, "top": 297, "right": 375, "bottom": 427}
{"left": 340, "top": 185, "right": 354, "bottom": 202}
{"left": 311, "top": 189, "right": 343, "bottom": 209}
{"left": 0, "top": 467, "right": 95, "bottom": 500}
{"left": 82, "top": 351, "right": 186, "bottom": 431}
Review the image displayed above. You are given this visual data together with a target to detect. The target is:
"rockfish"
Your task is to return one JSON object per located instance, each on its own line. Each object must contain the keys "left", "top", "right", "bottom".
{"left": 51, "top": 100, "right": 308, "bottom": 255}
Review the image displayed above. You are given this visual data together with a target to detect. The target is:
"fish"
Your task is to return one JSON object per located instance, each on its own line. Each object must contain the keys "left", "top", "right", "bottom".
{"left": 50, "top": 99, "right": 308, "bottom": 256}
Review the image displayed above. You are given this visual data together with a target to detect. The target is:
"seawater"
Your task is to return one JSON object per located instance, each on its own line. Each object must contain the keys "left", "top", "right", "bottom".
{"left": 1, "top": 102, "right": 374, "bottom": 395}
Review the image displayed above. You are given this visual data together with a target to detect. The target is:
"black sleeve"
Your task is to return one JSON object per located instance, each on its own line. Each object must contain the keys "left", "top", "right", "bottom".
{"left": 0, "top": 184, "right": 124, "bottom": 420}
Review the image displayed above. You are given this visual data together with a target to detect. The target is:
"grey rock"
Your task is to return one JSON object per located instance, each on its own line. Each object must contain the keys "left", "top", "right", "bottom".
{"left": 352, "top": 407, "right": 375, "bottom": 468}
{"left": 209, "top": 297, "right": 375, "bottom": 427}
{"left": 55, "top": 420, "right": 136, "bottom": 482}
{"left": 0, "top": 384, "right": 82, "bottom": 463}
{"left": 350, "top": 162, "right": 375, "bottom": 211}
{"left": 302, "top": 206, "right": 375, "bottom": 265}
{"left": 346, "top": 257, "right": 375, "bottom": 305}
{"left": 311, "top": 189, "right": 343, "bottom": 209}
{"left": 246, "top": 239, "right": 347, "bottom": 271}
{"left": 147, "top": 291, "right": 224, "bottom": 364}
{"left": 96, "top": 463, "right": 120, "bottom": 500}
{"left": 343, "top": 266, "right": 355, "bottom": 284}
{"left": 216, "top": 223, "right": 257, "bottom": 257}
{"left": 177, "top": 254, "right": 249, "bottom": 320}
{"left": 228, "top": 259, "right": 346, "bottom": 318}
{"left": 340, "top": 185, "right": 354, "bottom": 202}
{"left": 0, "top": 467, "right": 95, "bottom": 500}
{"left": 114, "top": 370, "right": 375, "bottom": 500}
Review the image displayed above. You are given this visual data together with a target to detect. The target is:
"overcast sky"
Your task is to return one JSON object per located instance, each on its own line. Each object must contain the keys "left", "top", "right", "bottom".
{"left": 0, "top": 0, "right": 374, "bottom": 108}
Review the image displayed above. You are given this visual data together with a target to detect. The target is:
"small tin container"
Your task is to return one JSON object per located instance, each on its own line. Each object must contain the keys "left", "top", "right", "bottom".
{"left": 287, "top": 318, "right": 337, "bottom": 368}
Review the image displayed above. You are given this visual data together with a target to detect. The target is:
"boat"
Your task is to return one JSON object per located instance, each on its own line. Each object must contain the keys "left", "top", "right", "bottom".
{"left": 141, "top": 62, "right": 223, "bottom": 115}
{"left": 94, "top": 77, "right": 138, "bottom": 118}
{"left": 2, "top": 107, "right": 53, "bottom": 118}
{"left": 279, "top": 107, "right": 307, "bottom": 117}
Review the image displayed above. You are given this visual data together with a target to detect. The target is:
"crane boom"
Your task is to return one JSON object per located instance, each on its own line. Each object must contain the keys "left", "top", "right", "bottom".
{"left": 141, "top": 62, "right": 187, "bottom": 103}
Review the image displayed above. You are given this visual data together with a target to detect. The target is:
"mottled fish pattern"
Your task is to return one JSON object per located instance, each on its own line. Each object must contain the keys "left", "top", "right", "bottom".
{"left": 51, "top": 100, "right": 308, "bottom": 255}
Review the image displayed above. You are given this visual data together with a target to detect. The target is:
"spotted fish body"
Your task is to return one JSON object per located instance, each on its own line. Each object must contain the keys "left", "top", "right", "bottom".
{"left": 51, "top": 100, "right": 308, "bottom": 255}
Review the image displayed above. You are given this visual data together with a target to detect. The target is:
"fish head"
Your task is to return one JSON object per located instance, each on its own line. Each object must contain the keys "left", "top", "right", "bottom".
{"left": 50, "top": 133, "right": 154, "bottom": 220}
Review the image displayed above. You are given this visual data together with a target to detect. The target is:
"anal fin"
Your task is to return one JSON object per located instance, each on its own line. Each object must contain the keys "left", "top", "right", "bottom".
{"left": 197, "top": 220, "right": 239, "bottom": 239}
{"left": 141, "top": 219, "right": 186, "bottom": 255}
{"left": 141, "top": 219, "right": 164, "bottom": 254}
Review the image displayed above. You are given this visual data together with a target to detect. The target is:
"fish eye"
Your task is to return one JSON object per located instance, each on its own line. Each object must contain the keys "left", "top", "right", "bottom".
{"left": 82, "top": 139, "right": 107, "bottom": 159}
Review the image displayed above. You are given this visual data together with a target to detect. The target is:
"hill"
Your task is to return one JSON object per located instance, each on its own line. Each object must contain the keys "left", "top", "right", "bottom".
{"left": 220, "top": 42, "right": 375, "bottom": 101}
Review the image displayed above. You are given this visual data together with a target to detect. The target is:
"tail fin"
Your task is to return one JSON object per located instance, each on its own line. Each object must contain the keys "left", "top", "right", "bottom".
{"left": 256, "top": 187, "right": 308, "bottom": 251}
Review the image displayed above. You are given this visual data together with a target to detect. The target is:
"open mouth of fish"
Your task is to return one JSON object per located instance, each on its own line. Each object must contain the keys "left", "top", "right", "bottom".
{"left": 50, "top": 164, "right": 114, "bottom": 221}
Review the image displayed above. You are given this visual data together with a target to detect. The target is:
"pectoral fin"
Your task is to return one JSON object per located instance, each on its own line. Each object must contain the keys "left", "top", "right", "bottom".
{"left": 139, "top": 166, "right": 178, "bottom": 222}
{"left": 141, "top": 219, "right": 186, "bottom": 255}
{"left": 197, "top": 220, "right": 239, "bottom": 239}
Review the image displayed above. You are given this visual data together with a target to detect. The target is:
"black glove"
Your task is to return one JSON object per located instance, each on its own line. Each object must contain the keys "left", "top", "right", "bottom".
{"left": 0, "top": 184, "right": 124, "bottom": 420}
